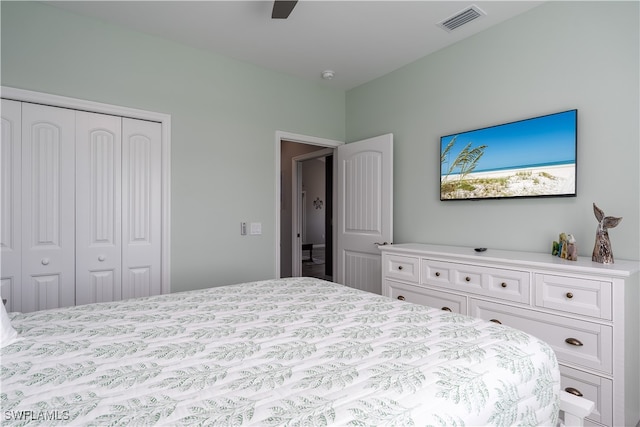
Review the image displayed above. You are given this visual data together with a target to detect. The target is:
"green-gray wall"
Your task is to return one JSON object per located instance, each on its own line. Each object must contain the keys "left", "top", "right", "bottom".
{"left": 347, "top": 1, "right": 639, "bottom": 260}
{"left": 2, "top": 2, "right": 638, "bottom": 296}
{"left": 1, "top": 1, "right": 345, "bottom": 292}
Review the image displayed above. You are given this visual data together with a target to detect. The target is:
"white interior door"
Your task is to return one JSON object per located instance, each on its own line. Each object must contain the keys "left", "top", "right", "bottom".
{"left": 76, "top": 111, "right": 122, "bottom": 305}
{"left": 122, "top": 117, "right": 162, "bottom": 299}
{"left": 336, "top": 133, "right": 393, "bottom": 294}
{"left": 21, "top": 103, "right": 76, "bottom": 312}
{"left": 1, "top": 100, "right": 22, "bottom": 312}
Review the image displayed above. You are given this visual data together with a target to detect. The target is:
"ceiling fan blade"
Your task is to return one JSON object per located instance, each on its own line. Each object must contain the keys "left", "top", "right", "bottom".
{"left": 272, "top": 0, "right": 298, "bottom": 19}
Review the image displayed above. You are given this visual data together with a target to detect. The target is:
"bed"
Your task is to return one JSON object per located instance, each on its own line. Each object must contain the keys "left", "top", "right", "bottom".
{"left": 1, "top": 277, "right": 564, "bottom": 426}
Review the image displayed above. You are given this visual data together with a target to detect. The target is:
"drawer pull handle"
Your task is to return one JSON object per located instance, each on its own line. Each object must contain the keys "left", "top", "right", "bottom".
{"left": 490, "top": 319, "right": 502, "bottom": 324}
{"left": 565, "top": 387, "right": 583, "bottom": 397}
{"left": 501, "top": 282, "right": 507, "bottom": 288}
{"left": 441, "top": 306, "right": 452, "bottom": 312}
{"left": 565, "top": 337, "right": 583, "bottom": 347}
{"left": 398, "top": 266, "right": 403, "bottom": 271}
{"left": 465, "top": 277, "right": 471, "bottom": 282}
{"left": 566, "top": 292, "right": 574, "bottom": 299}
{"left": 397, "top": 295, "right": 405, "bottom": 301}
{"left": 435, "top": 272, "right": 441, "bottom": 277}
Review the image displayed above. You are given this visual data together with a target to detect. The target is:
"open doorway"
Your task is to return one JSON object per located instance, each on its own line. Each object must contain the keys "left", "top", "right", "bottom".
{"left": 279, "top": 140, "right": 334, "bottom": 279}
{"left": 275, "top": 131, "right": 343, "bottom": 280}
{"left": 296, "top": 152, "right": 333, "bottom": 280}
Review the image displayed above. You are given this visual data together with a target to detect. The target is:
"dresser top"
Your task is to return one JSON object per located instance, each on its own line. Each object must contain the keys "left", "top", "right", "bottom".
{"left": 380, "top": 243, "right": 640, "bottom": 277}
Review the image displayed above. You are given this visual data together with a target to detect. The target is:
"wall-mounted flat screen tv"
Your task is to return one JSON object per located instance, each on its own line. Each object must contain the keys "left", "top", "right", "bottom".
{"left": 440, "top": 109, "right": 577, "bottom": 201}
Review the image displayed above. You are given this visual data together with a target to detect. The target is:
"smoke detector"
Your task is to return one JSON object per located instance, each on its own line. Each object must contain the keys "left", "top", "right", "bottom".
{"left": 321, "top": 70, "right": 335, "bottom": 80}
{"left": 438, "top": 5, "right": 486, "bottom": 32}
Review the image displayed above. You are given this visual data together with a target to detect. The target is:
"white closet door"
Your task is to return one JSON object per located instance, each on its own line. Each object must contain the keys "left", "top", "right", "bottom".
{"left": 76, "top": 112, "right": 122, "bottom": 305}
{"left": 21, "top": 103, "right": 76, "bottom": 312}
{"left": 122, "top": 118, "right": 162, "bottom": 299}
{"left": 1, "top": 100, "right": 22, "bottom": 312}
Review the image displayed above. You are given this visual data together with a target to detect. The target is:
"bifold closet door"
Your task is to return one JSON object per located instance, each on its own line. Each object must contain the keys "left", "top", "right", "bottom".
{"left": 21, "top": 103, "right": 76, "bottom": 312}
{"left": 122, "top": 118, "right": 162, "bottom": 299}
{"left": 1, "top": 99, "right": 163, "bottom": 311}
{"left": 1, "top": 99, "right": 22, "bottom": 312}
{"left": 76, "top": 114, "right": 162, "bottom": 304}
{"left": 75, "top": 112, "right": 122, "bottom": 305}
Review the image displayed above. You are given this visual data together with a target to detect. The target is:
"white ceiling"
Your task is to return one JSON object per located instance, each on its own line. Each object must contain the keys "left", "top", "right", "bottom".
{"left": 46, "top": 1, "right": 544, "bottom": 90}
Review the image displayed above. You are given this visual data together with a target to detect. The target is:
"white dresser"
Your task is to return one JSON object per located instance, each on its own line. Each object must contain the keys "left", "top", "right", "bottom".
{"left": 380, "top": 243, "right": 639, "bottom": 427}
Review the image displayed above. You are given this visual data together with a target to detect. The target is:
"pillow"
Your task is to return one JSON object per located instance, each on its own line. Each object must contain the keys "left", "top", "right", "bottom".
{"left": 1, "top": 302, "right": 19, "bottom": 348}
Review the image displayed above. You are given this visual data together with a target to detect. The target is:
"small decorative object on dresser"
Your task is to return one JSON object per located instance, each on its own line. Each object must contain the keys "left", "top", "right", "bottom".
{"left": 592, "top": 203, "right": 622, "bottom": 264}
{"left": 566, "top": 235, "right": 578, "bottom": 261}
{"left": 380, "top": 243, "right": 640, "bottom": 427}
{"left": 553, "top": 233, "right": 577, "bottom": 260}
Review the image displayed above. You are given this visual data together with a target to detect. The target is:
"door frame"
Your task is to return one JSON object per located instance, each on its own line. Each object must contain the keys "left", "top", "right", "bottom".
{"left": 291, "top": 148, "right": 333, "bottom": 276}
{"left": 1, "top": 86, "right": 172, "bottom": 294}
{"left": 274, "top": 131, "right": 343, "bottom": 279}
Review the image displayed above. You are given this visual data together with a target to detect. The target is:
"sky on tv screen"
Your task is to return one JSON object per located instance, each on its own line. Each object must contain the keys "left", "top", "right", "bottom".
{"left": 440, "top": 110, "right": 576, "bottom": 175}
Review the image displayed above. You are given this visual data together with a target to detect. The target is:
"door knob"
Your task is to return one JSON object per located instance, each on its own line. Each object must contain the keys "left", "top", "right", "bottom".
{"left": 98, "top": 255, "right": 106, "bottom": 262}
{"left": 41, "top": 258, "right": 50, "bottom": 266}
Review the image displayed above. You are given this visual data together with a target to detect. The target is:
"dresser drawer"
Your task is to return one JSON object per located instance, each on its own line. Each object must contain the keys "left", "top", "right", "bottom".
{"left": 470, "top": 299, "right": 612, "bottom": 374}
{"left": 484, "top": 268, "right": 530, "bottom": 304}
{"left": 535, "top": 274, "right": 612, "bottom": 320}
{"left": 421, "top": 259, "right": 457, "bottom": 287}
{"left": 385, "top": 280, "right": 467, "bottom": 314}
{"left": 560, "top": 365, "right": 612, "bottom": 426}
{"left": 422, "top": 260, "right": 530, "bottom": 304}
{"left": 384, "top": 255, "right": 419, "bottom": 283}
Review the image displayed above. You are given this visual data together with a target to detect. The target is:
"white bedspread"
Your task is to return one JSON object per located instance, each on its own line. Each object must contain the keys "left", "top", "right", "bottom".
{"left": 1, "top": 277, "right": 560, "bottom": 426}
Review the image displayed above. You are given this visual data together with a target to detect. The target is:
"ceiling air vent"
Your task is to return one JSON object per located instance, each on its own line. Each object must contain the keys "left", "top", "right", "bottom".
{"left": 438, "top": 5, "right": 486, "bottom": 32}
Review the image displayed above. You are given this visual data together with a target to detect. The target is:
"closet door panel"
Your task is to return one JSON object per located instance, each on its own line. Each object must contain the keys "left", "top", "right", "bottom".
{"left": 122, "top": 118, "right": 162, "bottom": 299}
{"left": 21, "top": 103, "right": 75, "bottom": 312}
{"left": 1, "top": 100, "right": 22, "bottom": 312}
{"left": 76, "top": 112, "right": 122, "bottom": 305}
{"left": 32, "top": 275, "right": 63, "bottom": 311}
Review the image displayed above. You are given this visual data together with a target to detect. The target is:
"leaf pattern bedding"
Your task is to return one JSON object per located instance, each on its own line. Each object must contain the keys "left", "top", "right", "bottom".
{"left": 1, "top": 278, "right": 560, "bottom": 426}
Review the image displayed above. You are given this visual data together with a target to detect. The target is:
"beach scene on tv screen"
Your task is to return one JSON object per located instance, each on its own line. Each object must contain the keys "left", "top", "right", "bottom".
{"left": 440, "top": 110, "right": 577, "bottom": 200}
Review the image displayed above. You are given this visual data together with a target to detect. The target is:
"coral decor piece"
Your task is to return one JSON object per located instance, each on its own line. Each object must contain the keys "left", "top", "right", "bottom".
{"left": 592, "top": 203, "right": 622, "bottom": 264}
